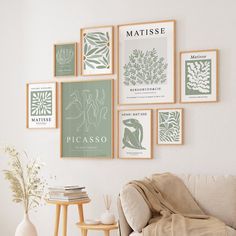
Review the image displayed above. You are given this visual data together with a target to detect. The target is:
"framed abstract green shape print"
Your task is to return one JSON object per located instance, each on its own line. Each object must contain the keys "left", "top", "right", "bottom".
{"left": 180, "top": 49, "right": 218, "bottom": 103}
{"left": 156, "top": 108, "right": 183, "bottom": 145}
{"left": 80, "top": 26, "right": 114, "bottom": 76}
{"left": 60, "top": 79, "right": 114, "bottom": 158}
{"left": 26, "top": 82, "right": 57, "bottom": 129}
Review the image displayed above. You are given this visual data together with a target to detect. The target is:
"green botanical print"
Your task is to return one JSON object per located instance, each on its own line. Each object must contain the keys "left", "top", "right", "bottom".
{"left": 31, "top": 91, "right": 52, "bottom": 116}
{"left": 123, "top": 48, "right": 168, "bottom": 86}
{"left": 65, "top": 89, "right": 108, "bottom": 132}
{"left": 83, "top": 32, "right": 110, "bottom": 70}
{"left": 185, "top": 59, "right": 211, "bottom": 95}
{"left": 55, "top": 44, "right": 75, "bottom": 76}
{"left": 159, "top": 111, "right": 180, "bottom": 143}
{"left": 122, "top": 118, "right": 145, "bottom": 150}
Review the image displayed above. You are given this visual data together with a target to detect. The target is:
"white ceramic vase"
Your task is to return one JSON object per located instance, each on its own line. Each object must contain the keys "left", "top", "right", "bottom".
{"left": 15, "top": 213, "right": 37, "bottom": 236}
{"left": 101, "top": 210, "right": 115, "bottom": 225}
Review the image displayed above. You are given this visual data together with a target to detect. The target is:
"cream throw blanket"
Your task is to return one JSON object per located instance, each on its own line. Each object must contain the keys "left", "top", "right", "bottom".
{"left": 129, "top": 173, "right": 227, "bottom": 236}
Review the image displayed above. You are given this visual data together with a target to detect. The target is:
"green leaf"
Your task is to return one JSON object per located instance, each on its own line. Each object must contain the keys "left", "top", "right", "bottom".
{"left": 84, "top": 43, "right": 88, "bottom": 54}
{"left": 86, "top": 59, "right": 101, "bottom": 64}
{"left": 86, "top": 48, "right": 98, "bottom": 56}
{"left": 85, "top": 60, "right": 95, "bottom": 69}
{"left": 95, "top": 46, "right": 107, "bottom": 55}
{"left": 96, "top": 65, "right": 106, "bottom": 69}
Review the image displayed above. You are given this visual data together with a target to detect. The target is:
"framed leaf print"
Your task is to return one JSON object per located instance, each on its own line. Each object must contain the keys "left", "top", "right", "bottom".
{"left": 54, "top": 43, "right": 77, "bottom": 77}
{"left": 81, "top": 26, "right": 114, "bottom": 76}
{"left": 118, "top": 109, "right": 153, "bottom": 159}
{"left": 60, "top": 79, "right": 114, "bottom": 158}
{"left": 118, "top": 20, "right": 176, "bottom": 105}
{"left": 180, "top": 49, "right": 218, "bottom": 103}
{"left": 156, "top": 108, "right": 183, "bottom": 145}
{"left": 26, "top": 82, "right": 57, "bottom": 129}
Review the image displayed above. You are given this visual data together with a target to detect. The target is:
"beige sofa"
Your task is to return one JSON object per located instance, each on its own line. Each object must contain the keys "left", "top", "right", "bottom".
{"left": 117, "top": 174, "right": 236, "bottom": 236}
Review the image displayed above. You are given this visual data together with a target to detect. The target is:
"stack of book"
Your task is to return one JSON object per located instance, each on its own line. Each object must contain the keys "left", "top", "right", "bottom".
{"left": 48, "top": 185, "right": 89, "bottom": 202}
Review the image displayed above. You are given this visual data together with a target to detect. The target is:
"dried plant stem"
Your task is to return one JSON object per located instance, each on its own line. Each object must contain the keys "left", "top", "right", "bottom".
{"left": 103, "top": 194, "right": 111, "bottom": 211}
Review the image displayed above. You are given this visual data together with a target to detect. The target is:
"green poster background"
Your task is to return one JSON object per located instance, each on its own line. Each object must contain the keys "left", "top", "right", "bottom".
{"left": 185, "top": 59, "right": 212, "bottom": 95}
{"left": 61, "top": 80, "right": 113, "bottom": 158}
{"left": 55, "top": 44, "right": 75, "bottom": 76}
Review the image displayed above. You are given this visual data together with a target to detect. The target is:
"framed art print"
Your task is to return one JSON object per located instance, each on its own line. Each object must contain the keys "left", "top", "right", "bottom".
{"left": 81, "top": 26, "right": 114, "bottom": 76}
{"left": 26, "top": 82, "right": 57, "bottom": 129}
{"left": 118, "top": 109, "right": 153, "bottom": 159}
{"left": 54, "top": 43, "right": 77, "bottom": 77}
{"left": 156, "top": 108, "right": 183, "bottom": 145}
{"left": 61, "top": 79, "right": 114, "bottom": 158}
{"left": 180, "top": 49, "right": 218, "bottom": 103}
{"left": 118, "top": 20, "right": 175, "bottom": 105}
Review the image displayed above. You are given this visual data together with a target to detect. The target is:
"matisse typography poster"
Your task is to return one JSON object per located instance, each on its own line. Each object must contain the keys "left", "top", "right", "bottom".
{"left": 118, "top": 21, "right": 175, "bottom": 104}
{"left": 27, "top": 82, "right": 57, "bottom": 129}
{"left": 61, "top": 80, "right": 113, "bottom": 158}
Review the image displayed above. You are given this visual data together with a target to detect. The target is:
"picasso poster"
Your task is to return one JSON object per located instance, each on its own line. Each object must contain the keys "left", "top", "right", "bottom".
{"left": 27, "top": 82, "right": 57, "bottom": 129}
{"left": 118, "top": 20, "right": 175, "bottom": 105}
{"left": 118, "top": 109, "right": 152, "bottom": 159}
{"left": 180, "top": 49, "right": 218, "bottom": 103}
{"left": 61, "top": 79, "right": 113, "bottom": 158}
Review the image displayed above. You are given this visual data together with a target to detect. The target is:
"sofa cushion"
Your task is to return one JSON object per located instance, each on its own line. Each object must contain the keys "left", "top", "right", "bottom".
{"left": 178, "top": 174, "right": 236, "bottom": 229}
{"left": 120, "top": 185, "right": 152, "bottom": 232}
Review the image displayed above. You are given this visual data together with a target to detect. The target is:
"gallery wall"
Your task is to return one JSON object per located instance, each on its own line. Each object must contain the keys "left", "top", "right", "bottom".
{"left": 1, "top": 0, "right": 236, "bottom": 235}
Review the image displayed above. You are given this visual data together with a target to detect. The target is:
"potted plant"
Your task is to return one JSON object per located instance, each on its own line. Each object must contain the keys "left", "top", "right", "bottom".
{"left": 2, "top": 146, "right": 46, "bottom": 236}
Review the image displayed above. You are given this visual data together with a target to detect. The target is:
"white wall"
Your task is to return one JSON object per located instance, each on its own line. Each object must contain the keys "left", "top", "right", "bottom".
{"left": 1, "top": 0, "right": 236, "bottom": 235}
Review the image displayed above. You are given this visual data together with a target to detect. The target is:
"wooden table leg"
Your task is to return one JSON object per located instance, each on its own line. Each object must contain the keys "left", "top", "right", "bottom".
{"left": 54, "top": 204, "right": 61, "bottom": 236}
{"left": 81, "top": 229, "right": 88, "bottom": 236}
{"left": 104, "top": 230, "right": 110, "bottom": 236}
{"left": 78, "top": 204, "right": 84, "bottom": 223}
{"left": 62, "top": 205, "right": 68, "bottom": 236}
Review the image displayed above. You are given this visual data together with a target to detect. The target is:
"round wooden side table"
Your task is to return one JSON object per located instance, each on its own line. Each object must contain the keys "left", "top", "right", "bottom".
{"left": 46, "top": 199, "right": 91, "bottom": 236}
{"left": 77, "top": 222, "right": 118, "bottom": 236}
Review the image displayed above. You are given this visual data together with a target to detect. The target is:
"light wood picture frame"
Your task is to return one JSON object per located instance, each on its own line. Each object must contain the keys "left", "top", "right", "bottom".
{"left": 180, "top": 49, "right": 219, "bottom": 103}
{"left": 118, "top": 109, "right": 153, "bottom": 159}
{"left": 60, "top": 79, "right": 114, "bottom": 158}
{"left": 54, "top": 42, "right": 78, "bottom": 77}
{"left": 26, "top": 82, "right": 58, "bottom": 129}
{"left": 156, "top": 108, "right": 183, "bottom": 145}
{"left": 118, "top": 20, "right": 176, "bottom": 105}
{"left": 80, "top": 26, "right": 114, "bottom": 76}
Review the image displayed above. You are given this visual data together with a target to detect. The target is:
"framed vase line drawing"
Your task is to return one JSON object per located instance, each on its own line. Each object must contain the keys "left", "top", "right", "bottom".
{"left": 118, "top": 20, "right": 176, "bottom": 105}
{"left": 26, "top": 82, "right": 57, "bottom": 129}
{"left": 80, "top": 26, "right": 114, "bottom": 76}
{"left": 118, "top": 109, "right": 153, "bottom": 159}
{"left": 156, "top": 108, "right": 183, "bottom": 145}
{"left": 60, "top": 79, "right": 114, "bottom": 158}
{"left": 54, "top": 43, "right": 77, "bottom": 77}
{"left": 180, "top": 49, "right": 218, "bottom": 103}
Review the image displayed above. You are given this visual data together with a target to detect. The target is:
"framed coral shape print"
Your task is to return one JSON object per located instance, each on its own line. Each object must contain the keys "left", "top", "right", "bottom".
{"left": 27, "top": 82, "right": 57, "bottom": 129}
{"left": 54, "top": 43, "right": 77, "bottom": 77}
{"left": 180, "top": 49, "right": 218, "bottom": 103}
{"left": 118, "top": 109, "right": 153, "bottom": 159}
{"left": 118, "top": 20, "right": 175, "bottom": 105}
{"left": 60, "top": 79, "right": 114, "bottom": 158}
{"left": 156, "top": 108, "right": 183, "bottom": 145}
{"left": 81, "top": 26, "right": 114, "bottom": 76}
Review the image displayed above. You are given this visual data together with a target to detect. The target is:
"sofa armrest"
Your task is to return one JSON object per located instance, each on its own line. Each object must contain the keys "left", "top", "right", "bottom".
{"left": 117, "top": 196, "right": 133, "bottom": 236}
